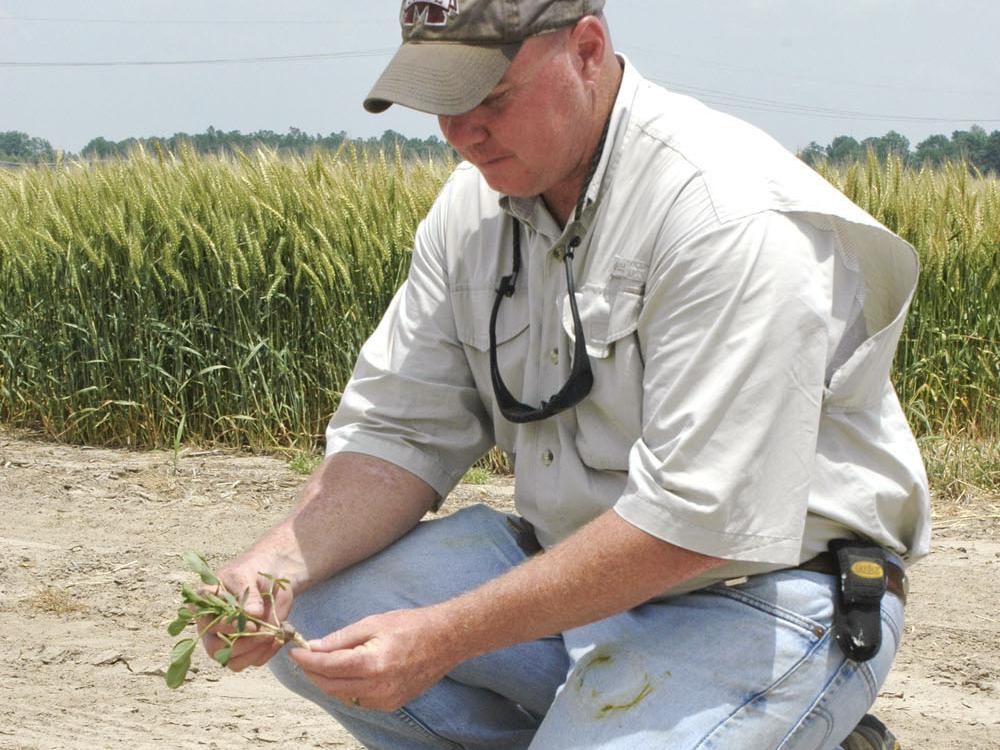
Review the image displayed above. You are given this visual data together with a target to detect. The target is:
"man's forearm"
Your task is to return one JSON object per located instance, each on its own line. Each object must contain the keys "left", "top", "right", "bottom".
{"left": 233, "top": 451, "right": 439, "bottom": 593}
{"left": 432, "top": 509, "right": 724, "bottom": 662}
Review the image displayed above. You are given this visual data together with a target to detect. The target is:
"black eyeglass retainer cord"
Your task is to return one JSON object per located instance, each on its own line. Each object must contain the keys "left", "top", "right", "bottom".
{"left": 489, "top": 220, "right": 593, "bottom": 424}
{"left": 487, "top": 113, "right": 611, "bottom": 423}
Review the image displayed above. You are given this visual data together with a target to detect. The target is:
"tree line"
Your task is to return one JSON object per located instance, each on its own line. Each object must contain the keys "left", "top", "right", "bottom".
{"left": 798, "top": 126, "right": 1000, "bottom": 175}
{"left": 0, "top": 131, "right": 57, "bottom": 164}
{"left": 0, "top": 127, "right": 455, "bottom": 165}
{"left": 5, "top": 125, "right": 1000, "bottom": 175}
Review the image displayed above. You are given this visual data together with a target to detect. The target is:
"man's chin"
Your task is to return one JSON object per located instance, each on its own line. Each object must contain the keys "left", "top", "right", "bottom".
{"left": 476, "top": 163, "right": 538, "bottom": 199}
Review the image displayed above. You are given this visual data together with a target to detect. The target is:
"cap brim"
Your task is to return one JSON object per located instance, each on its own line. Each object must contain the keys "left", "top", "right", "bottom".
{"left": 364, "top": 42, "right": 521, "bottom": 116}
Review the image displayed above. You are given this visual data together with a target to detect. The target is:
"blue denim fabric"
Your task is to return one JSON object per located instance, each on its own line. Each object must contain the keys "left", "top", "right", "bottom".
{"left": 268, "top": 505, "right": 903, "bottom": 750}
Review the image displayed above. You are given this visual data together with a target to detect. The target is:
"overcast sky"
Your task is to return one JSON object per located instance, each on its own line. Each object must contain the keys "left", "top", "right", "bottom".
{"left": 2, "top": 0, "right": 998, "bottom": 156}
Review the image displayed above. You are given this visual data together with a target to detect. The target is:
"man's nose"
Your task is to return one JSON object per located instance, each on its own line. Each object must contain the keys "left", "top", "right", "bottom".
{"left": 438, "top": 111, "right": 488, "bottom": 150}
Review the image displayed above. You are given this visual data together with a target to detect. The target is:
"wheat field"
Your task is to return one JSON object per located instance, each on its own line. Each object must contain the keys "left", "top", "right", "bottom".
{"left": 0, "top": 146, "right": 446, "bottom": 449}
{"left": 1, "top": 149, "right": 997, "bottom": 489}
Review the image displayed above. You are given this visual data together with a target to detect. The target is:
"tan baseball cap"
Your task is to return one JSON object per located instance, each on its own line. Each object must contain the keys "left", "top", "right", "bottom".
{"left": 365, "top": 0, "right": 606, "bottom": 116}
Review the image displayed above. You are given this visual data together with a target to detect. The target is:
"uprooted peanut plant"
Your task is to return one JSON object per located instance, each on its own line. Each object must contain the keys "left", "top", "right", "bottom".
{"left": 165, "top": 551, "right": 309, "bottom": 688}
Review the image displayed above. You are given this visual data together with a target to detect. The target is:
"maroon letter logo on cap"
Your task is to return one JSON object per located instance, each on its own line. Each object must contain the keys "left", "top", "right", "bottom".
{"left": 403, "top": 0, "right": 459, "bottom": 27}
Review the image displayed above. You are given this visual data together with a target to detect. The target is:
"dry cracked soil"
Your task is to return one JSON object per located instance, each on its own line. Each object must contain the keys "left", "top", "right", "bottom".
{"left": 1, "top": 433, "right": 998, "bottom": 749}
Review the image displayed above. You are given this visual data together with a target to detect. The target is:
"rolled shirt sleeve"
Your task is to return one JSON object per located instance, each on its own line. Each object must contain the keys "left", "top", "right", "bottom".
{"left": 614, "top": 211, "right": 833, "bottom": 565}
{"left": 325, "top": 179, "right": 494, "bottom": 500}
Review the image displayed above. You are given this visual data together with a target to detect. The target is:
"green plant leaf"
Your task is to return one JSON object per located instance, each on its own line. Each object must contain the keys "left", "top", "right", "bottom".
{"left": 165, "top": 651, "right": 192, "bottom": 689}
{"left": 214, "top": 647, "right": 232, "bottom": 667}
{"left": 165, "top": 638, "right": 197, "bottom": 689}
{"left": 167, "top": 616, "right": 190, "bottom": 637}
{"left": 167, "top": 606, "right": 194, "bottom": 635}
{"left": 237, "top": 612, "right": 247, "bottom": 632}
{"left": 167, "top": 605, "right": 195, "bottom": 632}
{"left": 180, "top": 583, "right": 205, "bottom": 605}
{"left": 183, "top": 551, "right": 220, "bottom": 586}
{"left": 170, "top": 638, "right": 197, "bottom": 663}
{"left": 204, "top": 592, "right": 231, "bottom": 610}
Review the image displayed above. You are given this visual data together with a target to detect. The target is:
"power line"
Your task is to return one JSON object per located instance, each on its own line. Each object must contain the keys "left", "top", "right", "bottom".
{"left": 2, "top": 47, "right": 996, "bottom": 126}
{"left": 632, "top": 46, "right": 1000, "bottom": 99}
{"left": 0, "top": 48, "right": 396, "bottom": 68}
{"left": 652, "top": 79, "right": 1000, "bottom": 125}
{"left": 0, "top": 15, "right": 391, "bottom": 26}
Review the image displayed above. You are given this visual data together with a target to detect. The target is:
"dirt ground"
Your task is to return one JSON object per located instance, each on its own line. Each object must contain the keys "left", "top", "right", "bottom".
{"left": 1, "top": 432, "right": 998, "bottom": 750}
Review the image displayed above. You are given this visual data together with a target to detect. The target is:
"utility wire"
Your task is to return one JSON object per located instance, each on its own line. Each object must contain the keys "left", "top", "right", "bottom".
{"left": 2, "top": 48, "right": 996, "bottom": 125}
{"left": 6, "top": 15, "right": 997, "bottom": 97}
{"left": 632, "top": 46, "right": 999, "bottom": 99}
{"left": 653, "top": 78, "right": 1000, "bottom": 124}
{"left": 0, "top": 48, "right": 396, "bottom": 68}
{"left": 1, "top": 15, "right": 391, "bottom": 26}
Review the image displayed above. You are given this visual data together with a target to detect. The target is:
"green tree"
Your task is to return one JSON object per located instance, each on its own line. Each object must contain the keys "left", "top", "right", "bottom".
{"left": 78, "top": 128, "right": 453, "bottom": 161}
{"left": 860, "top": 131, "right": 910, "bottom": 163}
{"left": 798, "top": 141, "right": 826, "bottom": 167}
{"left": 984, "top": 130, "right": 1000, "bottom": 176}
{"left": 878, "top": 130, "right": 911, "bottom": 161}
{"left": 826, "top": 135, "right": 862, "bottom": 164}
{"left": 0, "top": 130, "right": 56, "bottom": 163}
{"left": 951, "top": 126, "right": 990, "bottom": 171}
{"left": 913, "top": 134, "right": 954, "bottom": 169}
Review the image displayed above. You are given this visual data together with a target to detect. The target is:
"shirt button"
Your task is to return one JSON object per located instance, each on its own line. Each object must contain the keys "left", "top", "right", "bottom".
{"left": 553, "top": 247, "right": 565, "bottom": 261}
{"left": 550, "top": 348, "right": 559, "bottom": 365}
{"left": 541, "top": 449, "right": 554, "bottom": 466}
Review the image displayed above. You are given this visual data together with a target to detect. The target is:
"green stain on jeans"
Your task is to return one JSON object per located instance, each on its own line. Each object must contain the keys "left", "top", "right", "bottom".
{"left": 595, "top": 674, "right": 654, "bottom": 719}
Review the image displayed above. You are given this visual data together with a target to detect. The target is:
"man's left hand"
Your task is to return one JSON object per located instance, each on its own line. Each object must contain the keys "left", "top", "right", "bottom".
{"left": 288, "top": 607, "right": 461, "bottom": 711}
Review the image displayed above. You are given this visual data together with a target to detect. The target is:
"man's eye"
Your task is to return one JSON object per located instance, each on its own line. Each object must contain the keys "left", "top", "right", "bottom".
{"left": 484, "top": 91, "right": 510, "bottom": 109}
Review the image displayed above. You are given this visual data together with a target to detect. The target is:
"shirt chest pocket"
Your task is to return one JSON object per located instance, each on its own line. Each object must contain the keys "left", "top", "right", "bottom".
{"left": 561, "top": 283, "right": 642, "bottom": 357}
{"left": 452, "top": 287, "right": 529, "bottom": 351}
{"left": 560, "top": 265, "right": 646, "bottom": 471}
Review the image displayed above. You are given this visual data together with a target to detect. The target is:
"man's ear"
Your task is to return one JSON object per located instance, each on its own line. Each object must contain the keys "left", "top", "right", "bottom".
{"left": 568, "top": 15, "right": 609, "bottom": 80}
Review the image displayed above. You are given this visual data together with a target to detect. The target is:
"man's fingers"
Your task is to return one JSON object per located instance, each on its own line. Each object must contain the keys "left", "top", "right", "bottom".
{"left": 225, "top": 638, "right": 283, "bottom": 672}
{"left": 290, "top": 656, "right": 383, "bottom": 707}
{"left": 306, "top": 672, "right": 372, "bottom": 710}
{"left": 201, "top": 627, "right": 283, "bottom": 671}
{"left": 205, "top": 579, "right": 268, "bottom": 619}
{"left": 194, "top": 590, "right": 281, "bottom": 671}
{"left": 306, "top": 621, "right": 373, "bottom": 652}
{"left": 289, "top": 643, "right": 372, "bottom": 678}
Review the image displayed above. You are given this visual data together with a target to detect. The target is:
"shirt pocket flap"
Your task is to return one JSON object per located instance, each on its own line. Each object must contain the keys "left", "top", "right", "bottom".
{"left": 453, "top": 287, "right": 529, "bottom": 353}
{"left": 561, "top": 284, "right": 643, "bottom": 358}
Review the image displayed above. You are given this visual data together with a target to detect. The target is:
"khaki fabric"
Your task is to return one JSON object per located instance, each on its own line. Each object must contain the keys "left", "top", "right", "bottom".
{"left": 330, "top": 57, "right": 931, "bottom": 593}
{"left": 398, "top": 0, "right": 605, "bottom": 44}
{"left": 366, "top": 0, "right": 605, "bottom": 114}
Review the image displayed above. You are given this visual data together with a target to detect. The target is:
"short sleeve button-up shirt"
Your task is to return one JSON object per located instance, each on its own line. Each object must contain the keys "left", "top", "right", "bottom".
{"left": 326, "top": 57, "right": 931, "bottom": 592}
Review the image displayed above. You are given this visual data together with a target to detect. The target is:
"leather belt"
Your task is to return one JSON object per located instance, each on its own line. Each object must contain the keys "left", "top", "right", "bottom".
{"left": 798, "top": 551, "right": 908, "bottom": 605}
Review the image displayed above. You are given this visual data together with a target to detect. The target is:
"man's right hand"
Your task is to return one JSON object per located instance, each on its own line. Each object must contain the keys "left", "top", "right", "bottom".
{"left": 193, "top": 453, "right": 439, "bottom": 672}
{"left": 198, "top": 557, "right": 295, "bottom": 672}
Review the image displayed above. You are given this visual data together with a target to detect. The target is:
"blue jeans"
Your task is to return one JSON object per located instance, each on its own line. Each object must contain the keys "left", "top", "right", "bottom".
{"left": 269, "top": 505, "right": 904, "bottom": 750}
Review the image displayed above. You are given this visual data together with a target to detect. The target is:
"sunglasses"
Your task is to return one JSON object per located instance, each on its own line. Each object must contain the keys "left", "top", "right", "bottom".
{"left": 489, "top": 217, "right": 593, "bottom": 423}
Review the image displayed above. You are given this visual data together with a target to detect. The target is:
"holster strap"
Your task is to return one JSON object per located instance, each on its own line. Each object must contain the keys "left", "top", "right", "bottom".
{"left": 798, "top": 551, "right": 908, "bottom": 605}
